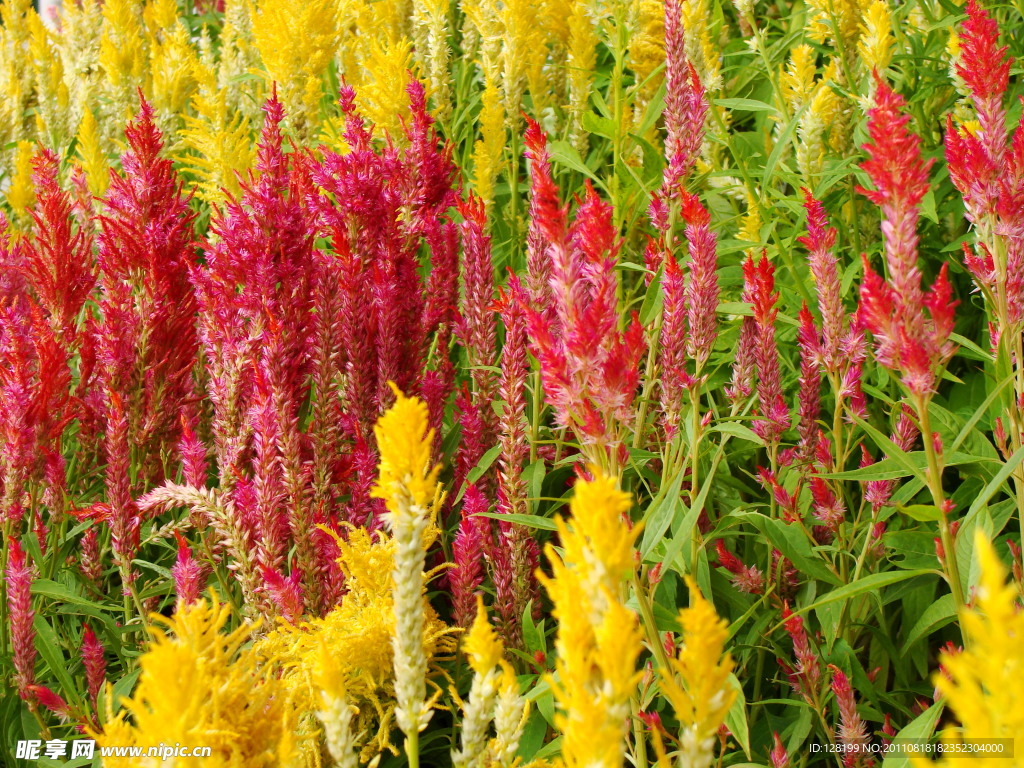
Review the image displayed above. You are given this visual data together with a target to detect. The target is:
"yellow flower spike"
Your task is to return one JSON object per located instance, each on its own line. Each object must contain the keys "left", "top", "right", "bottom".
{"left": 661, "top": 577, "right": 736, "bottom": 768}
{"left": 7, "top": 140, "right": 37, "bottom": 218}
{"left": 918, "top": 533, "right": 1024, "bottom": 768}
{"left": 782, "top": 44, "right": 817, "bottom": 113}
{"left": 356, "top": 36, "right": 417, "bottom": 140}
{"left": 568, "top": 470, "right": 638, "bottom": 589}
{"left": 76, "top": 109, "right": 110, "bottom": 198}
{"left": 472, "top": 78, "right": 506, "bottom": 210}
{"left": 858, "top": 0, "right": 894, "bottom": 74}
{"left": 681, "top": 0, "right": 721, "bottom": 92}
{"left": 464, "top": 595, "right": 504, "bottom": 676}
{"left": 372, "top": 383, "right": 440, "bottom": 512}
{"left": 541, "top": 469, "right": 643, "bottom": 768}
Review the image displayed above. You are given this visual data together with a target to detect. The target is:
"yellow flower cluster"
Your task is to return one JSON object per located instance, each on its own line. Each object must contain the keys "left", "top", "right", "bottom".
{"left": 255, "top": 525, "right": 455, "bottom": 763}
{"left": 95, "top": 599, "right": 310, "bottom": 768}
{"left": 541, "top": 469, "right": 643, "bottom": 768}
{"left": 922, "top": 533, "right": 1024, "bottom": 768}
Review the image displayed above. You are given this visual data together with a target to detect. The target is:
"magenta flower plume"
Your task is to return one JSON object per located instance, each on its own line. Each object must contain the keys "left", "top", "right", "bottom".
{"left": 859, "top": 79, "right": 956, "bottom": 395}
{"left": 945, "top": 2, "right": 1024, "bottom": 329}
{"left": 782, "top": 604, "right": 821, "bottom": 705}
{"left": 520, "top": 120, "right": 645, "bottom": 451}
{"left": 5, "top": 537, "right": 36, "bottom": 700}
{"left": 172, "top": 533, "right": 206, "bottom": 607}
{"left": 457, "top": 194, "right": 498, "bottom": 407}
{"left": 714, "top": 540, "right": 764, "bottom": 594}
{"left": 956, "top": 0, "right": 1011, "bottom": 161}
{"left": 796, "top": 304, "right": 821, "bottom": 457}
{"left": 798, "top": 191, "right": 843, "bottom": 372}
{"left": 81, "top": 624, "right": 107, "bottom": 715}
{"left": 95, "top": 94, "right": 199, "bottom": 487}
{"left": 261, "top": 566, "right": 305, "bottom": 623}
{"left": 660, "top": 0, "right": 708, "bottom": 200}
{"left": 451, "top": 485, "right": 490, "bottom": 628}
{"left": 523, "top": 119, "right": 560, "bottom": 313}
{"left": 681, "top": 193, "right": 720, "bottom": 374}
{"left": 770, "top": 732, "right": 791, "bottom": 768}
{"left": 659, "top": 251, "right": 690, "bottom": 433}
{"left": 745, "top": 253, "right": 789, "bottom": 445}
{"left": 496, "top": 276, "right": 531, "bottom": 517}
{"left": 830, "top": 665, "right": 870, "bottom": 767}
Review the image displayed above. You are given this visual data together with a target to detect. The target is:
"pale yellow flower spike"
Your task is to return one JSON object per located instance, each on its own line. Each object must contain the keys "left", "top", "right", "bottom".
{"left": 357, "top": 36, "right": 416, "bottom": 140}
{"left": 661, "top": 577, "right": 736, "bottom": 768}
{"left": 566, "top": 0, "right": 598, "bottom": 155}
{"left": 372, "top": 385, "right": 444, "bottom": 752}
{"left": 541, "top": 468, "right": 643, "bottom": 768}
{"left": 918, "top": 533, "right": 1024, "bottom": 768}
{"left": 454, "top": 596, "right": 504, "bottom": 768}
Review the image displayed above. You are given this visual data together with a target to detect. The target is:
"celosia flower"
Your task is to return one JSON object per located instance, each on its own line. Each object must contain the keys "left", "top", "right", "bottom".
{"left": 540, "top": 469, "right": 643, "bottom": 768}
{"left": 451, "top": 486, "right": 490, "bottom": 628}
{"left": 371, "top": 386, "right": 443, "bottom": 744}
{"left": 924, "top": 533, "right": 1024, "bottom": 765}
{"left": 453, "top": 597, "right": 504, "bottom": 768}
{"left": 714, "top": 540, "right": 764, "bottom": 594}
{"left": 520, "top": 121, "right": 645, "bottom": 455}
{"left": 830, "top": 665, "right": 871, "bottom": 767}
{"left": 81, "top": 623, "right": 107, "bottom": 717}
{"left": 859, "top": 78, "right": 956, "bottom": 396}
{"left": 94, "top": 598, "right": 309, "bottom": 767}
{"left": 661, "top": 577, "right": 736, "bottom": 768}
{"left": 744, "top": 253, "right": 790, "bottom": 444}
{"left": 782, "top": 605, "right": 821, "bottom": 705}
{"left": 5, "top": 538, "right": 36, "bottom": 701}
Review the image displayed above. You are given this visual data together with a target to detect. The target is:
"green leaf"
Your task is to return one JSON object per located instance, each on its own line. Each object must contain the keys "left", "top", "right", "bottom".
{"left": 714, "top": 97, "right": 778, "bottom": 113}
{"left": 901, "top": 594, "right": 957, "bottom": 654}
{"left": 881, "top": 703, "right": 944, "bottom": 768}
{"left": 31, "top": 579, "right": 103, "bottom": 610}
{"left": 33, "top": 615, "right": 81, "bottom": 709}
{"left": 454, "top": 444, "right": 503, "bottom": 505}
{"left": 640, "top": 470, "right": 685, "bottom": 559}
{"left": 582, "top": 111, "right": 616, "bottom": 139}
{"left": 547, "top": 140, "right": 602, "bottom": 185}
{"left": 897, "top": 504, "right": 943, "bottom": 522}
{"left": 742, "top": 514, "right": 840, "bottom": 585}
{"left": 963, "top": 444, "right": 1024, "bottom": 525}
{"left": 784, "top": 570, "right": 934, "bottom": 628}
{"left": 724, "top": 673, "right": 751, "bottom": 759}
{"left": 478, "top": 511, "right": 558, "bottom": 531}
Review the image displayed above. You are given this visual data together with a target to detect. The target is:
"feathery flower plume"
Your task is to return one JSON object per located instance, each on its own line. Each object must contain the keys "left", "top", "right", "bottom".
{"left": 682, "top": 193, "right": 720, "bottom": 375}
{"left": 5, "top": 538, "right": 36, "bottom": 701}
{"left": 782, "top": 605, "right": 821, "bottom": 705}
{"left": 659, "top": 245, "right": 691, "bottom": 434}
{"left": 830, "top": 666, "right": 871, "bottom": 767}
{"left": 745, "top": 253, "right": 790, "bottom": 444}
{"left": 661, "top": 577, "right": 736, "bottom": 768}
{"left": 659, "top": 0, "right": 708, "bottom": 199}
{"left": 171, "top": 532, "right": 206, "bottom": 607}
{"left": 859, "top": 78, "right": 956, "bottom": 396}
{"left": 371, "top": 386, "right": 443, "bottom": 748}
{"left": 799, "top": 191, "right": 844, "bottom": 372}
{"left": 81, "top": 624, "right": 107, "bottom": 716}
{"left": 451, "top": 485, "right": 490, "bottom": 628}
{"left": 457, "top": 194, "right": 498, "bottom": 408}
{"left": 520, "top": 120, "right": 645, "bottom": 457}
{"left": 796, "top": 305, "right": 822, "bottom": 457}
{"left": 714, "top": 540, "right": 764, "bottom": 594}
{"left": 770, "top": 732, "right": 791, "bottom": 768}
{"left": 540, "top": 470, "right": 643, "bottom": 768}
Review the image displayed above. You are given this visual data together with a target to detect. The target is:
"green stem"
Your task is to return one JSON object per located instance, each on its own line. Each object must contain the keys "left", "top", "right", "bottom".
{"left": 914, "top": 394, "right": 965, "bottom": 610}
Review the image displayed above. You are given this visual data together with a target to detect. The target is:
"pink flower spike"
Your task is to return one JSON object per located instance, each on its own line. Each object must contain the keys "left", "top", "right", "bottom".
{"left": 81, "top": 624, "right": 106, "bottom": 714}
{"left": 5, "top": 538, "right": 36, "bottom": 699}
{"left": 171, "top": 531, "right": 206, "bottom": 606}
{"left": 957, "top": 0, "right": 1012, "bottom": 160}
{"left": 770, "top": 732, "right": 791, "bottom": 768}
{"left": 261, "top": 566, "right": 304, "bottom": 623}
{"left": 830, "top": 665, "right": 870, "bottom": 766}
